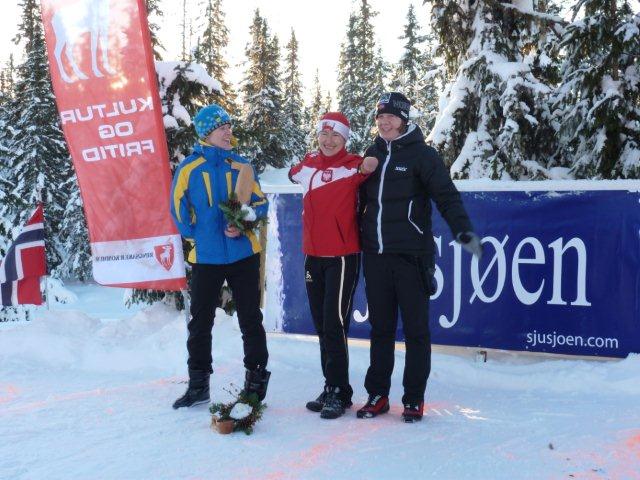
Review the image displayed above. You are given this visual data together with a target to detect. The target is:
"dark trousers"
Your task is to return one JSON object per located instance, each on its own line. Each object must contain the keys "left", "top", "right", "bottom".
{"left": 363, "top": 253, "right": 431, "bottom": 404}
{"left": 305, "top": 254, "right": 360, "bottom": 393}
{"left": 187, "top": 254, "right": 268, "bottom": 374}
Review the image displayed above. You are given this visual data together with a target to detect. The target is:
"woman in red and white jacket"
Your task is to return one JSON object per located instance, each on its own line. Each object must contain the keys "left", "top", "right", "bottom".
{"left": 289, "top": 112, "right": 378, "bottom": 419}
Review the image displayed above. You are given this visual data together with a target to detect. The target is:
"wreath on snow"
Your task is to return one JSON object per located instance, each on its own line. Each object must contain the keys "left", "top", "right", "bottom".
{"left": 209, "top": 388, "right": 266, "bottom": 435}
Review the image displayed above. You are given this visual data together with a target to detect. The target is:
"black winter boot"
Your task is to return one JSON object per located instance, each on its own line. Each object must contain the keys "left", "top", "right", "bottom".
{"left": 172, "top": 369, "right": 210, "bottom": 409}
{"left": 307, "top": 385, "right": 353, "bottom": 412}
{"left": 242, "top": 366, "right": 271, "bottom": 401}
{"left": 320, "top": 386, "right": 347, "bottom": 420}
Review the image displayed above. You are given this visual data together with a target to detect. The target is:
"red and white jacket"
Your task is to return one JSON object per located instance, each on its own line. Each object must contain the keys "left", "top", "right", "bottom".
{"left": 289, "top": 148, "right": 368, "bottom": 257}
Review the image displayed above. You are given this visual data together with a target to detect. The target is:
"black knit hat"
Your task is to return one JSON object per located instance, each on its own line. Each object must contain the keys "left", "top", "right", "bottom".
{"left": 376, "top": 92, "right": 411, "bottom": 121}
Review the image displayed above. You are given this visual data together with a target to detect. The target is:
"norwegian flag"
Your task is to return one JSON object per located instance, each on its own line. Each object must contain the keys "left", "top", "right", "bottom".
{"left": 0, "top": 204, "right": 46, "bottom": 306}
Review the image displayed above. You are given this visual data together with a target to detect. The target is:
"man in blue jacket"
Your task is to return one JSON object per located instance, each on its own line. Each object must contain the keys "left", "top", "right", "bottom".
{"left": 170, "top": 104, "right": 270, "bottom": 409}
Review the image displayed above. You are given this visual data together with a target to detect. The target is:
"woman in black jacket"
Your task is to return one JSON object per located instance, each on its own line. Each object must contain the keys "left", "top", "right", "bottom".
{"left": 356, "top": 92, "right": 482, "bottom": 423}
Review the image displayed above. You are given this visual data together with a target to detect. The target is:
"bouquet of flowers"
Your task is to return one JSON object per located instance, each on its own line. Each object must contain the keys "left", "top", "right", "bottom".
{"left": 210, "top": 388, "right": 267, "bottom": 435}
{"left": 219, "top": 193, "right": 267, "bottom": 233}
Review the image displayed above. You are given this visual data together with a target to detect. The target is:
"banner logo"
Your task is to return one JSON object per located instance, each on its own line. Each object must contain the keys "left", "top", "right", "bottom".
{"left": 154, "top": 244, "right": 175, "bottom": 271}
{"left": 51, "top": 0, "right": 115, "bottom": 83}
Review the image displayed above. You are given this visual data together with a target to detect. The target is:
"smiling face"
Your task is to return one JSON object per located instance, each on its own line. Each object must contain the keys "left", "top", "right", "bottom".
{"left": 376, "top": 113, "right": 405, "bottom": 141}
{"left": 318, "top": 130, "right": 346, "bottom": 157}
{"left": 205, "top": 123, "right": 233, "bottom": 150}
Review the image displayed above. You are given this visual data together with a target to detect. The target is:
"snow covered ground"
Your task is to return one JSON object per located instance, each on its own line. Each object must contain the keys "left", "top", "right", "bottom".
{"left": 1, "top": 284, "right": 639, "bottom": 480}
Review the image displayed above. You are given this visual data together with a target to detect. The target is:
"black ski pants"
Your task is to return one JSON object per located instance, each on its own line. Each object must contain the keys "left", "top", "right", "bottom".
{"left": 363, "top": 252, "right": 431, "bottom": 404}
{"left": 187, "top": 253, "right": 268, "bottom": 374}
{"left": 305, "top": 254, "right": 360, "bottom": 394}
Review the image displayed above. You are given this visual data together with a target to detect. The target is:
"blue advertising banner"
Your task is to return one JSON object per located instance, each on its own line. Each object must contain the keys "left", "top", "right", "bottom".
{"left": 270, "top": 187, "right": 640, "bottom": 358}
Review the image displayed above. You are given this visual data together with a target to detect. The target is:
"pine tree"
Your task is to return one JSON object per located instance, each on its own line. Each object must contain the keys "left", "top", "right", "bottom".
{"left": 0, "top": 56, "right": 15, "bottom": 103}
{"left": 336, "top": 1, "right": 386, "bottom": 154}
{"left": 180, "top": 0, "right": 194, "bottom": 61}
{"left": 552, "top": 0, "right": 640, "bottom": 179}
{"left": 391, "top": 4, "right": 442, "bottom": 133}
{"left": 390, "top": 5, "right": 425, "bottom": 94}
{"left": 0, "top": 0, "right": 73, "bottom": 271}
{"left": 281, "top": 29, "right": 306, "bottom": 164}
{"left": 0, "top": 0, "right": 75, "bottom": 320}
{"left": 427, "top": 0, "right": 563, "bottom": 180}
{"left": 145, "top": 0, "right": 165, "bottom": 60}
{"left": 305, "top": 70, "right": 325, "bottom": 150}
{"left": 324, "top": 90, "right": 332, "bottom": 112}
{"left": 55, "top": 175, "right": 92, "bottom": 281}
{"left": 193, "top": 0, "right": 238, "bottom": 114}
{"left": 240, "top": 10, "right": 287, "bottom": 171}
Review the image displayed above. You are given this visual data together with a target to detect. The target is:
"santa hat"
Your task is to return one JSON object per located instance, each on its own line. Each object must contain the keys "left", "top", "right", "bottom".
{"left": 316, "top": 112, "right": 350, "bottom": 142}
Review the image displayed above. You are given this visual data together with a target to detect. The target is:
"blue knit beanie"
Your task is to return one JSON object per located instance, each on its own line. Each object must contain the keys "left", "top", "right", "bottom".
{"left": 193, "top": 104, "right": 232, "bottom": 139}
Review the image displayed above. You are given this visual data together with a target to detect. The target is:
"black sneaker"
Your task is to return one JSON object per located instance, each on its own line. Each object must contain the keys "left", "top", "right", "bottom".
{"left": 320, "top": 386, "right": 345, "bottom": 419}
{"left": 401, "top": 401, "right": 424, "bottom": 423}
{"left": 307, "top": 387, "right": 353, "bottom": 412}
{"left": 356, "top": 394, "right": 390, "bottom": 418}
{"left": 172, "top": 385, "right": 210, "bottom": 409}
{"left": 306, "top": 390, "right": 327, "bottom": 412}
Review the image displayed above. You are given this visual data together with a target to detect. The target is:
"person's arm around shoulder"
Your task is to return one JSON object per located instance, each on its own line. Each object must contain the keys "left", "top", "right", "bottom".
{"left": 419, "top": 146, "right": 482, "bottom": 258}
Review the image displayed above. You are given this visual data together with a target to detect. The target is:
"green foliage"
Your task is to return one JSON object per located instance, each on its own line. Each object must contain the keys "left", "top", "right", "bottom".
{"left": 337, "top": 1, "right": 386, "bottom": 154}
{"left": 553, "top": 0, "right": 640, "bottom": 179}
{"left": 144, "top": 0, "right": 165, "bottom": 60}
{"left": 390, "top": 4, "right": 442, "bottom": 133}
{"left": 240, "top": 10, "right": 288, "bottom": 171}
{"left": 281, "top": 29, "right": 307, "bottom": 163}
{"left": 218, "top": 193, "right": 268, "bottom": 232}
{"left": 304, "top": 70, "right": 327, "bottom": 151}
{"left": 210, "top": 388, "right": 267, "bottom": 435}
{"left": 0, "top": 0, "right": 81, "bottom": 279}
{"left": 427, "top": 0, "right": 563, "bottom": 180}
{"left": 193, "top": 0, "right": 238, "bottom": 114}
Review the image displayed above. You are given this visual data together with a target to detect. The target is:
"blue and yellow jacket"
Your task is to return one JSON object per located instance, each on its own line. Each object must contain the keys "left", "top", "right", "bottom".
{"left": 170, "top": 141, "right": 269, "bottom": 265}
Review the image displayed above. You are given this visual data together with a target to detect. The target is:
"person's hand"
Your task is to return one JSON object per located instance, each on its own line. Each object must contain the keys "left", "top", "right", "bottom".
{"left": 457, "top": 231, "right": 483, "bottom": 258}
{"left": 224, "top": 224, "right": 241, "bottom": 238}
{"left": 361, "top": 156, "right": 379, "bottom": 174}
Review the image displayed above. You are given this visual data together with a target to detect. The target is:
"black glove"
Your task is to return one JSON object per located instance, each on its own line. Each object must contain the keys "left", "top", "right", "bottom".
{"left": 456, "top": 231, "right": 483, "bottom": 259}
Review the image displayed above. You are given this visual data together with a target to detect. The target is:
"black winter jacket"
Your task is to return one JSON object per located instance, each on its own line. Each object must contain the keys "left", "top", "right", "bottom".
{"left": 359, "top": 125, "right": 473, "bottom": 257}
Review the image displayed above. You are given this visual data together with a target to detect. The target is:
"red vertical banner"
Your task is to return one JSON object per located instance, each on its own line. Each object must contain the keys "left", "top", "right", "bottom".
{"left": 40, "top": 0, "right": 186, "bottom": 290}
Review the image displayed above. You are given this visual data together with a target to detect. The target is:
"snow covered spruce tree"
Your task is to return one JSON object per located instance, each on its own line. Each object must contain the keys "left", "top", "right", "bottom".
{"left": 336, "top": 1, "right": 386, "bottom": 154}
{"left": 552, "top": 0, "right": 640, "bottom": 179}
{"left": 390, "top": 3, "right": 442, "bottom": 133}
{"left": 193, "top": 0, "right": 238, "bottom": 114}
{"left": 0, "top": 0, "right": 75, "bottom": 272}
{"left": 55, "top": 177, "right": 92, "bottom": 281}
{"left": 0, "top": 56, "right": 15, "bottom": 104}
{"left": 304, "top": 70, "right": 327, "bottom": 150}
{"left": 427, "top": 0, "right": 564, "bottom": 180}
{"left": 145, "top": 0, "right": 165, "bottom": 60}
{"left": 240, "top": 10, "right": 288, "bottom": 171}
{"left": 281, "top": 29, "right": 307, "bottom": 163}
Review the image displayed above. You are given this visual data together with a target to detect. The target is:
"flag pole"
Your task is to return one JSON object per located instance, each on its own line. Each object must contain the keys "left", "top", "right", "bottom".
{"left": 181, "top": 289, "right": 190, "bottom": 324}
{"left": 35, "top": 188, "right": 49, "bottom": 310}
